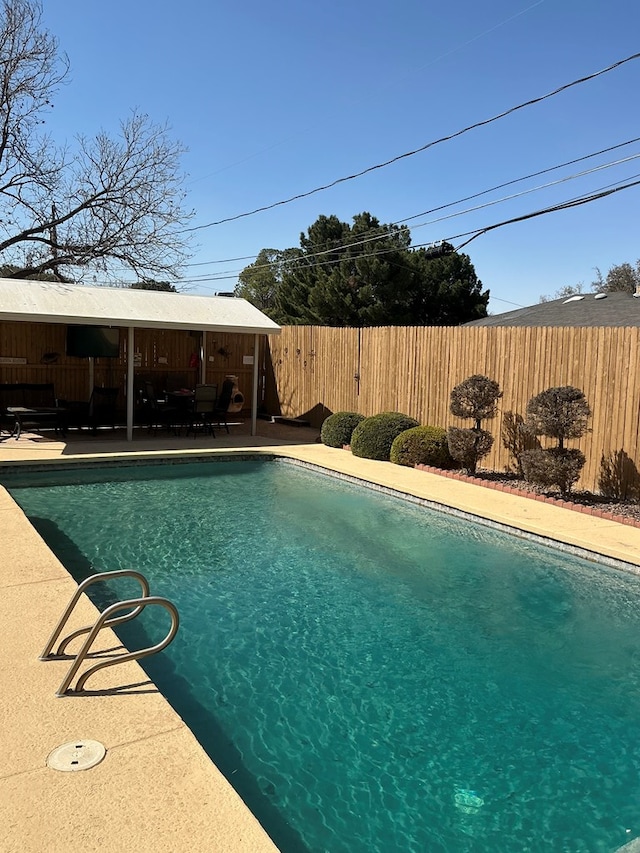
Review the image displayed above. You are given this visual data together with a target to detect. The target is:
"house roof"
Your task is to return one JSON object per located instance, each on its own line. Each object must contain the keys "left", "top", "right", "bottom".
{"left": 466, "top": 291, "right": 640, "bottom": 327}
{"left": 0, "top": 279, "right": 281, "bottom": 335}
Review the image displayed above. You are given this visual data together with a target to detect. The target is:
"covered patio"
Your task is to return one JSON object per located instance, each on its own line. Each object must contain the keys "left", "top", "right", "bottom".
{"left": 0, "top": 279, "right": 281, "bottom": 441}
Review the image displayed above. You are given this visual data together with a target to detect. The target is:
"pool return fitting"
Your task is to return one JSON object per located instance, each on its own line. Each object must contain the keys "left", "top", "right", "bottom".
{"left": 40, "top": 569, "right": 179, "bottom": 697}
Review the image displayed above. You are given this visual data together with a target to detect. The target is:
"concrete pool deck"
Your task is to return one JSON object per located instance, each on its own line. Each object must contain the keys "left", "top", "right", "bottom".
{"left": 2, "top": 424, "right": 640, "bottom": 852}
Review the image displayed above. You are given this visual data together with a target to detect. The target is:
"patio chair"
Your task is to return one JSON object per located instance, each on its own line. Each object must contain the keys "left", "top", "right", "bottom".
{"left": 186, "top": 384, "right": 217, "bottom": 437}
{"left": 88, "top": 386, "right": 119, "bottom": 434}
{"left": 142, "top": 381, "right": 182, "bottom": 435}
{"left": 210, "top": 378, "right": 233, "bottom": 434}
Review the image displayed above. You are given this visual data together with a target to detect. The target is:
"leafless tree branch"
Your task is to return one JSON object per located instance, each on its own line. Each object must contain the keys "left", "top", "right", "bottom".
{"left": 0, "top": 0, "right": 194, "bottom": 283}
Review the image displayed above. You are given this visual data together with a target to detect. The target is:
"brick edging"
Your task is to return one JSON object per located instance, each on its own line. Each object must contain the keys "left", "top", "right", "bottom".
{"left": 414, "top": 464, "right": 640, "bottom": 528}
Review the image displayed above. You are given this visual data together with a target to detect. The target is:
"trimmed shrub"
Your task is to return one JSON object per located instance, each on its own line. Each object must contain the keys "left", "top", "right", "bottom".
{"left": 390, "top": 425, "right": 455, "bottom": 469}
{"left": 450, "top": 374, "right": 502, "bottom": 429}
{"left": 520, "top": 447, "right": 586, "bottom": 497}
{"left": 351, "top": 412, "right": 420, "bottom": 461}
{"left": 447, "top": 426, "right": 494, "bottom": 474}
{"left": 525, "top": 386, "right": 590, "bottom": 449}
{"left": 521, "top": 385, "right": 590, "bottom": 495}
{"left": 320, "top": 411, "right": 365, "bottom": 448}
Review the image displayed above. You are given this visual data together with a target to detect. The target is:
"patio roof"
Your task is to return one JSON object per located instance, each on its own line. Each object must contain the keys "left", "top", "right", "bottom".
{"left": 0, "top": 279, "right": 281, "bottom": 335}
{"left": 0, "top": 279, "right": 280, "bottom": 441}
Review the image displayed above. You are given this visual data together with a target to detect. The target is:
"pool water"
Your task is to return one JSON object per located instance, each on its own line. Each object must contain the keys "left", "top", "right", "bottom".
{"left": 6, "top": 458, "right": 640, "bottom": 853}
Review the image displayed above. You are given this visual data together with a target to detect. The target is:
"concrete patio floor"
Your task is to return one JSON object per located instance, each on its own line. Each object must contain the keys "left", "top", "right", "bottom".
{"left": 3, "top": 420, "right": 640, "bottom": 853}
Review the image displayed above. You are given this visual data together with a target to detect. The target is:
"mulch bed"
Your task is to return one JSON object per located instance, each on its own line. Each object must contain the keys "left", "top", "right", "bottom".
{"left": 415, "top": 465, "right": 640, "bottom": 528}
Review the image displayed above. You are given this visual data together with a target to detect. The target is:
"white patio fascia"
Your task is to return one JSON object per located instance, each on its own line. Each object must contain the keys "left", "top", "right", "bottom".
{"left": 0, "top": 279, "right": 281, "bottom": 440}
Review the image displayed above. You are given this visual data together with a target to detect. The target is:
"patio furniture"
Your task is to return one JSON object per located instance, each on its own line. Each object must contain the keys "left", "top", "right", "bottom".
{"left": 88, "top": 386, "right": 119, "bottom": 433}
{"left": 0, "top": 383, "right": 67, "bottom": 439}
{"left": 61, "top": 386, "right": 120, "bottom": 433}
{"left": 142, "top": 381, "right": 182, "bottom": 435}
{"left": 186, "top": 384, "right": 217, "bottom": 437}
{"left": 210, "top": 378, "right": 234, "bottom": 434}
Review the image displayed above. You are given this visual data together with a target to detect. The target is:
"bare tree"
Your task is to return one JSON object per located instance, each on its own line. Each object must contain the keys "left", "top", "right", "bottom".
{"left": 591, "top": 261, "right": 640, "bottom": 294}
{"left": 538, "top": 282, "right": 584, "bottom": 303}
{"left": 0, "top": 0, "right": 193, "bottom": 283}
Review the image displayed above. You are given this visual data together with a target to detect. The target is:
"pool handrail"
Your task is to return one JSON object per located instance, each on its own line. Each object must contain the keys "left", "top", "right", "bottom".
{"left": 56, "top": 595, "right": 179, "bottom": 697}
{"left": 39, "top": 569, "right": 150, "bottom": 660}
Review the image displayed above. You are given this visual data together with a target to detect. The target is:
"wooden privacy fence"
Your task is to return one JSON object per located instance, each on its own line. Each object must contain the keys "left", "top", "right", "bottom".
{"left": 265, "top": 325, "right": 640, "bottom": 493}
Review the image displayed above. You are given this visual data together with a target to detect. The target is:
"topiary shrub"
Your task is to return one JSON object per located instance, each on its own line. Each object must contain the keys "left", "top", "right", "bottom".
{"left": 521, "top": 385, "right": 591, "bottom": 496}
{"left": 447, "top": 374, "right": 501, "bottom": 474}
{"left": 450, "top": 374, "right": 502, "bottom": 429}
{"left": 390, "top": 425, "right": 455, "bottom": 469}
{"left": 320, "top": 411, "right": 365, "bottom": 448}
{"left": 447, "top": 426, "right": 494, "bottom": 474}
{"left": 525, "top": 386, "right": 591, "bottom": 449}
{"left": 520, "top": 447, "right": 586, "bottom": 498}
{"left": 351, "top": 412, "right": 420, "bottom": 461}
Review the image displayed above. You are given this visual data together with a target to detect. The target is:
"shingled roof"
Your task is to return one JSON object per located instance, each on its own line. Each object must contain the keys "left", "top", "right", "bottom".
{"left": 466, "top": 291, "right": 640, "bottom": 327}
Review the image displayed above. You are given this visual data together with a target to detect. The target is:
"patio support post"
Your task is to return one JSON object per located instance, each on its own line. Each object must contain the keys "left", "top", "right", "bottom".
{"left": 251, "top": 333, "right": 260, "bottom": 436}
{"left": 88, "top": 357, "right": 94, "bottom": 398}
{"left": 126, "top": 326, "right": 134, "bottom": 441}
{"left": 200, "top": 331, "right": 206, "bottom": 385}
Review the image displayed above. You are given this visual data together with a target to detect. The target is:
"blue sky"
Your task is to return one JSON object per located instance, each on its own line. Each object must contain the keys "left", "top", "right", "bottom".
{"left": 41, "top": 0, "right": 640, "bottom": 314}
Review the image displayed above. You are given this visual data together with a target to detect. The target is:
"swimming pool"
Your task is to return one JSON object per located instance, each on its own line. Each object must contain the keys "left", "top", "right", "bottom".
{"left": 5, "top": 457, "right": 640, "bottom": 853}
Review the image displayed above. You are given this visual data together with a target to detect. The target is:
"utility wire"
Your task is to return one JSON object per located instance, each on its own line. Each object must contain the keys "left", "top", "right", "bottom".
{"left": 180, "top": 153, "right": 640, "bottom": 282}
{"left": 262, "top": 151, "right": 640, "bottom": 261}
{"left": 453, "top": 175, "right": 640, "bottom": 251}
{"left": 393, "top": 136, "right": 640, "bottom": 226}
{"left": 186, "top": 0, "right": 545, "bottom": 188}
{"left": 407, "top": 151, "right": 640, "bottom": 232}
{"left": 182, "top": 51, "right": 640, "bottom": 232}
{"left": 182, "top": 174, "right": 640, "bottom": 288}
{"left": 182, "top": 136, "right": 640, "bottom": 269}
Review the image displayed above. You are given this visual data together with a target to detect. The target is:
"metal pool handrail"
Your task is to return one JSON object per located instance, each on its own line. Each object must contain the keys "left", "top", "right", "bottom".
{"left": 39, "top": 569, "right": 151, "bottom": 660}
{"left": 56, "top": 596, "right": 179, "bottom": 697}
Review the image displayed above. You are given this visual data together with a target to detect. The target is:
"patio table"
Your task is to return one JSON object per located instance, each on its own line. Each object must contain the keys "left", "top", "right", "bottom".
{"left": 6, "top": 406, "right": 68, "bottom": 440}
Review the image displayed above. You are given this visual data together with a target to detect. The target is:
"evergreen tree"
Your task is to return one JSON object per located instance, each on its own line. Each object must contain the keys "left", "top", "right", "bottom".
{"left": 240, "top": 212, "right": 489, "bottom": 326}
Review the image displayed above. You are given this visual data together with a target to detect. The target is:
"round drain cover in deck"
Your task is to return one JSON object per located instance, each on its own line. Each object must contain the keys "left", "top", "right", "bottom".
{"left": 47, "top": 739, "right": 106, "bottom": 771}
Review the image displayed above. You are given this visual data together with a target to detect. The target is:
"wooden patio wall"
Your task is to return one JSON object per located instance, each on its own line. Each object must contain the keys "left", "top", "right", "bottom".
{"left": 0, "top": 321, "right": 262, "bottom": 411}
{"left": 265, "top": 325, "right": 640, "bottom": 493}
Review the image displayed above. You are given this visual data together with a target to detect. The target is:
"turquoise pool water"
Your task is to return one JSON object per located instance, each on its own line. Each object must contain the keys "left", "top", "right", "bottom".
{"left": 6, "top": 458, "right": 640, "bottom": 852}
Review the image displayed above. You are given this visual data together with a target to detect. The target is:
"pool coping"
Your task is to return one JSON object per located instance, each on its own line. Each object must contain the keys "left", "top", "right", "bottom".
{"left": 3, "top": 438, "right": 640, "bottom": 852}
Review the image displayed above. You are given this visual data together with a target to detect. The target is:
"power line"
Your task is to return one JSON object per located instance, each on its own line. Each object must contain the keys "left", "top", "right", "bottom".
{"left": 182, "top": 136, "right": 640, "bottom": 270}
{"left": 185, "top": 0, "right": 546, "bottom": 189}
{"left": 393, "top": 136, "right": 640, "bottom": 227}
{"left": 407, "top": 151, "right": 640, "bottom": 233}
{"left": 453, "top": 175, "right": 640, "bottom": 250}
{"left": 179, "top": 152, "right": 640, "bottom": 282}
{"left": 182, "top": 51, "right": 640, "bottom": 232}
{"left": 183, "top": 174, "right": 640, "bottom": 288}
{"left": 263, "top": 152, "right": 640, "bottom": 261}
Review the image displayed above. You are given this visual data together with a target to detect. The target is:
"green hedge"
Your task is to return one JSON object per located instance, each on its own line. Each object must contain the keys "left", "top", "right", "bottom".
{"left": 351, "top": 412, "right": 420, "bottom": 461}
{"left": 320, "top": 411, "right": 366, "bottom": 448}
{"left": 390, "top": 425, "right": 455, "bottom": 468}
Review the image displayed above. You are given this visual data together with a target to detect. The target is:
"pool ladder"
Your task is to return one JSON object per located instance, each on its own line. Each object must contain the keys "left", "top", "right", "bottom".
{"left": 39, "top": 570, "right": 179, "bottom": 697}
